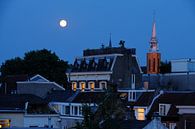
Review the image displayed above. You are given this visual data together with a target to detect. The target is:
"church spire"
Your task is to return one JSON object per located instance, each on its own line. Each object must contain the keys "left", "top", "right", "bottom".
{"left": 108, "top": 33, "right": 112, "bottom": 48}
{"left": 149, "top": 14, "right": 158, "bottom": 52}
{"left": 152, "top": 21, "right": 156, "bottom": 38}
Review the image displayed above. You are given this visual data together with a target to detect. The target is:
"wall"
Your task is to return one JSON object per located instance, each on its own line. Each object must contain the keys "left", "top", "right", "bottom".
{"left": 24, "top": 114, "right": 60, "bottom": 128}
{"left": 0, "top": 113, "right": 24, "bottom": 127}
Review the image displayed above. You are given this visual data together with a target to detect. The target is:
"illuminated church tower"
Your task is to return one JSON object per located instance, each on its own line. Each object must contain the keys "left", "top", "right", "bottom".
{"left": 147, "top": 19, "right": 161, "bottom": 74}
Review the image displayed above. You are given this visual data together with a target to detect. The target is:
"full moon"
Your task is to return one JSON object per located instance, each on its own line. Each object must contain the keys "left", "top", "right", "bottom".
{"left": 59, "top": 19, "right": 67, "bottom": 28}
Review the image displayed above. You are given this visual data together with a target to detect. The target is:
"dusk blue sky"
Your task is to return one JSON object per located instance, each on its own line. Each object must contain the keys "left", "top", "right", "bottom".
{"left": 0, "top": 0, "right": 195, "bottom": 65}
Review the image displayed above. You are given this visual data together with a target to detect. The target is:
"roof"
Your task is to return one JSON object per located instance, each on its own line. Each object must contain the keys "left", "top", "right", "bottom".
{"left": 71, "top": 55, "right": 116, "bottom": 72}
{"left": 4, "top": 74, "right": 29, "bottom": 82}
{"left": 72, "top": 92, "right": 105, "bottom": 104}
{"left": 0, "top": 94, "right": 46, "bottom": 111}
{"left": 135, "top": 92, "right": 155, "bottom": 107}
{"left": 45, "top": 90, "right": 75, "bottom": 102}
{"left": 102, "top": 119, "right": 150, "bottom": 129}
{"left": 147, "top": 92, "right": 195, "bottom": 118}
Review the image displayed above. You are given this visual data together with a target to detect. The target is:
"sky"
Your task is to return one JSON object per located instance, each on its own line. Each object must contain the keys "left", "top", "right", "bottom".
{"left": 0, "top": 0, "right": 195, "bottom": 66}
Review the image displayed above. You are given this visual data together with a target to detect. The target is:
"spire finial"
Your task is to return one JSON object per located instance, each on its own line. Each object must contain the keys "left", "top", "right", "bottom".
{"left": 109, "top": 33, "right": 112, "bottom": 48}
{"left": 152, "top": 11, "right": 156, "bottom": 38}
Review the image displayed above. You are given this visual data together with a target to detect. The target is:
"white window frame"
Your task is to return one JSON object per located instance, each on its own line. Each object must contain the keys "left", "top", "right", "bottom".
{"left": 129, "top": 91, "right": 136, "bottom": 101}
{"left": 99, "top": 81, "right": 107, "bottom": 89}
{"left": 159, "top": 104, "right": 166, "bottom": 116}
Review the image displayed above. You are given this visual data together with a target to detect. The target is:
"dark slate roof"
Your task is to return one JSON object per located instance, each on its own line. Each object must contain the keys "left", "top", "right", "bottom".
{"left": 147, "top": 92, "right": 195, "bottom": 118}
{"left": 0, "top": 94, "right": 45, "bottom": 110}
{"left": 134, "top": 92, "right": 155, "bottom": 106}
{"left": 102, "top": 119, "right": 150, "bottom": 129}
{"left": 72, "top": 92, "right": 105, "bottom": 104}
{"left": 167, "top": 105, "right": 178, "bottom": 116}
{"left": 4, "top": 74, "right": 29, "bottom": 82}
{"left": 45, "top": 90, "right": 75, "bottom": 102}
{"left": 71, "top": 56, "right": 114, "bottom": 72}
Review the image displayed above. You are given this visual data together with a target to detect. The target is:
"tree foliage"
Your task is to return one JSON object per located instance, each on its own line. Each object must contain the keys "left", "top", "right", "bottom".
{"left": 0, "top": 49, "right": 68, "bottom": 87}
{"left": 73, "top": 84, "right": 126, "bottom": 129}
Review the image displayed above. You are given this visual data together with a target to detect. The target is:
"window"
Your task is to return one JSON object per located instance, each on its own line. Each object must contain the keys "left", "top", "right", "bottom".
{"left": 129, "top": 92, "right": 136, "bottom": 101}
{"left": 72, "top": 82, "right": 77, "bottom": 91}
{"left": 100, "top": 81, "right": 107, "bottom": 89}
{"left": 159, "top": 104, "right": 166, "bottom": 116}
{"left": 74, "top": 106, "right": 78, "bottom": 116}
{"left": 65, "top": 106, "right": 70, "bottom": 115}
{"left": 62, "top": 105, "right": 65, "bottom": 115}
{"left": 88, "top": 82, "right": 95, "bottom": 91}
{"left": 137, "top": 108, "right": 145, "bottom": 120}
{"left": 80, "top": 82, "right": 86, "bottom": 91}
{"left": 149, "top": 59, "right": 151, "bottom": 71}
{"left": 153, "top": 58, "right": 156, "bottom": 72}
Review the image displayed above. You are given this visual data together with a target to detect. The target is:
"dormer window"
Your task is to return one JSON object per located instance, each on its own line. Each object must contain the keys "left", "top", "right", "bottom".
{"left": 159, "top": 104, "right": 166, "bottom": 116}
{"left": 88, "top": 82, "right": 95, "bottom": 91}
{"left": 99, "top": 81, "right": 107, "bottom": 90}
{"left": 72, "top": 82, "right": 77, "bottom": 91}
{"left": 80, "top": 82, "right": 86, "bottom": 91}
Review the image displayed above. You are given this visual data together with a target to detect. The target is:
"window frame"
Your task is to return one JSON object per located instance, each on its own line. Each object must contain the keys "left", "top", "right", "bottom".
{"left": 72, "top": 82, "right": 77, "bottom": 91}
{"left": 99, "top": 81, "right": 107, "bottom": 90}
{"left": 80, "top": 82, "right": 86, "bottom": 91}
{"left": 88, "top": 81, "right": 95, "bottom": 91}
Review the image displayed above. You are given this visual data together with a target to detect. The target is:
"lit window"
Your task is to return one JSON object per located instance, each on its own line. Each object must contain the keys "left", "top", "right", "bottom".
{"left": 137, "top": 108, "right": 145, "bottom": 120}
{"left": 159, "top": 104, "right": 166, "bottom": 116}
{"left": 80, "top": 82, "right": 85, "bottom": 91}
{"left": 88, "top": 82, "right": 95, "bottom": 91}
{"left": 100, "top": 81, "right": 107, "bottom": 89}
{"left": 72, "top": 82, "right": 77, "bottom": 91}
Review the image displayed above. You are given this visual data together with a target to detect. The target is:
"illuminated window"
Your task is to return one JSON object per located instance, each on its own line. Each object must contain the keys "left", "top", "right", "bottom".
{"left": 88, "top": 82, "right": 95, "bottom": 91}
{"left": 137, "top": 108, "right": 145, "bottom": 120}
{"left": 80, "top": 82, "right": 85, "bottom": 91}
{"left": 100, "top": 81, "right": 107, "bottom": 89}
{"left": 0, "top": 119, "right": 11, "bottom": 128}
{"left": 72, "top": 82, "right": 77, "bottom": 91}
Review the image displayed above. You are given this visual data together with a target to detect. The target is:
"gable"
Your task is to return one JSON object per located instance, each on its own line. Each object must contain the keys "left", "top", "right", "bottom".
{"left": 30, "top": 74, "right": 49, "bottom": 82}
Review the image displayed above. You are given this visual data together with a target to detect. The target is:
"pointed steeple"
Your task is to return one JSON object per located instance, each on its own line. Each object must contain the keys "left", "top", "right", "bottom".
{"left": 152, "top": 21, "right": 156, "bottom": 38}
{"left": 149, "top": 13, "right": 158, "bottom": 52}
{"left": 108, "top": 33, "right": 112, "bottom": 48}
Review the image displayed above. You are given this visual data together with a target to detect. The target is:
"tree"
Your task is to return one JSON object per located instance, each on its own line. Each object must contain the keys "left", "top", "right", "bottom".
{"left": 73, "top": 84, "right": 126, "bottom": 129}
{"left": 0, "top": 49, "right": 68, "bottom": 87}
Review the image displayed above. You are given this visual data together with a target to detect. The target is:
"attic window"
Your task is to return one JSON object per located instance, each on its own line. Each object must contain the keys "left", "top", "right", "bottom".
{"left": 72, "top": 82, "right": 77, "bottom": 91}
{"left": 137, "top": 108, "right": 145, "bottom": 121}
{"left": 99, "top": 81, "right": 107, "bottom": 89}
{"left": 80, "top": 82, "right": 86, "bottom": 91}
{"left": 88, "top": 82, "right": 95, "bottom": 91}
{"left": 159, "top": 104, "right": 166, "bottom": 116}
